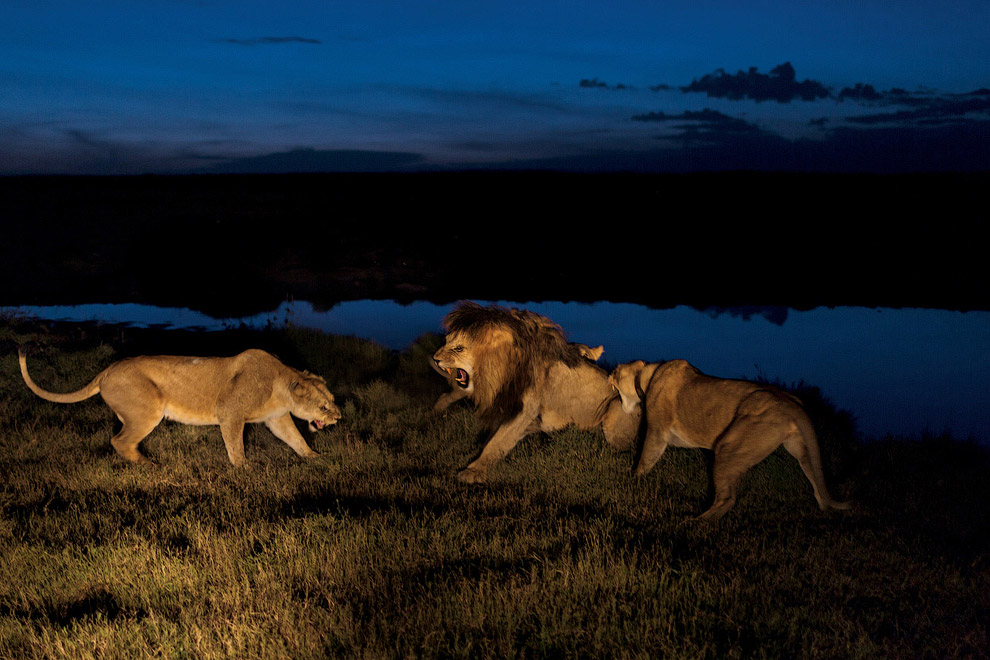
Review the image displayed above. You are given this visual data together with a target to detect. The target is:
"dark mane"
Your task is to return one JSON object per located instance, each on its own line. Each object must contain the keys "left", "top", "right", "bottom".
{"left": 442, "top": 301, "right": 585, "bottom": 427}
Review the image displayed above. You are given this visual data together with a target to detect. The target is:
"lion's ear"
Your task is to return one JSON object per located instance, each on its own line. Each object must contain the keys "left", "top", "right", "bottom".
{"left": 634, "top": 362, "right": 652, "bottom": 400}
{"left": 584, "top": 345, "right": 604, "bottom": 362}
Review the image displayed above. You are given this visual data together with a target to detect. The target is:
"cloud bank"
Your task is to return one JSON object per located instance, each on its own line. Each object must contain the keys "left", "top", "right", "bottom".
{"left": 679, "top": 62, "right": 830, "bottom": 103}
{"left": 574, "top": 62, "right": 990, "bottom": 172}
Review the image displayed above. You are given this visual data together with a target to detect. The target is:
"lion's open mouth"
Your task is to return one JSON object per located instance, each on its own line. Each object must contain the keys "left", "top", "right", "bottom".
{"left": 447, "top": 367, "right": 470, "bottom": 389}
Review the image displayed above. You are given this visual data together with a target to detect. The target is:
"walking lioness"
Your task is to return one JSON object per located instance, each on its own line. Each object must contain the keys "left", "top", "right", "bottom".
{"left": 18, "top": 348, "right": 341, "bottom": 466}
{"left": 609, "top": 359, "right": 849, "bottom": 520}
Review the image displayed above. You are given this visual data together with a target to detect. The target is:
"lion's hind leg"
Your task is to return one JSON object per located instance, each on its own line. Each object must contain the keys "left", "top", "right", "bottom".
{"left": 101, "top": 378, "right": 163, "bottom": 464}
{"left": 109, "top": 415, "right": 161, "bottom": 464}
{"left": 698, "top": 415, "right": 780, "bottom": 521}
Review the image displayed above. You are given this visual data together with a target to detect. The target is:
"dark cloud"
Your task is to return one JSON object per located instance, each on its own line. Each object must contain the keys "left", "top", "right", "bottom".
{"left": 838, "top": 83, "right": 883, "bottom": 102}
{"left": 632, "top": 109, "right": 772, "bottom": 144}
{"left": 882, "top": 88, "right": 939, "bottom": 107}
{"left": 200, "top": 148, "right": 423, "bottom": 173}
{"left": 845, "top": 88, "right": 990, "bottom": 125}
{"left": 218, "top": 36, "right": 322, "bottom": 45}
{"left": 578, "top": 78, "right": 631, "bottom": 90}
{"left": 579, "top": 78, "right": 607, "bottom": 88}
{"left": 680, "top": 62, "right": 830, "bottom": 103}
{"left": 486, "top": 114, "right": 990, "bottom": 173}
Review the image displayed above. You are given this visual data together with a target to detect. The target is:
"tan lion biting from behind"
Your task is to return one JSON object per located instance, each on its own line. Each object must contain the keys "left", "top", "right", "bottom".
{"left": 19, "top": 348, "right": 341, "bottom": 466}
{"left": 432, "top": 302, "right": 638, "bottom": 483}
{"left": 609, "top": 359, "right": 849, "bottom": 521}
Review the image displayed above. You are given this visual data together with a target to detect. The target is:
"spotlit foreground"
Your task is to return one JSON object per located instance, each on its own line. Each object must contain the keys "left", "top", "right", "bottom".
{"left": 0, "top": 322, "right": 986, "bottom": 659}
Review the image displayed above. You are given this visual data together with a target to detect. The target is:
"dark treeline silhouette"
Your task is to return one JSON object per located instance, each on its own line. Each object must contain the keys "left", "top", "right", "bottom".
{"left": 1, "top": 171, "right": 987, "bottom": 318}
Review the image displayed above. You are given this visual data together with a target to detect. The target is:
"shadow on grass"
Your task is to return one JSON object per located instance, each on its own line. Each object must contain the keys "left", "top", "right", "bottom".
{"left": 1, "top": 588, "right": 152, "bottom": 627}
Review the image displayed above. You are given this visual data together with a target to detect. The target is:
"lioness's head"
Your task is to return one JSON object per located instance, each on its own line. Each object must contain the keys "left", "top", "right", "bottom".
{"left": 290, "top": 375, "right": 342, "bottom": 432}
{"left": 608, "top": 360, "right": 649, "bottom": 415}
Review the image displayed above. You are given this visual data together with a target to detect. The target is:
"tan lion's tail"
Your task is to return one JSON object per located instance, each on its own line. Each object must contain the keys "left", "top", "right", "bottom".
{"left": 18, "top": 349, "right": 103, "bottom": 404}
{"left": 794, "top": 411, "right": 851, "bottom": 512}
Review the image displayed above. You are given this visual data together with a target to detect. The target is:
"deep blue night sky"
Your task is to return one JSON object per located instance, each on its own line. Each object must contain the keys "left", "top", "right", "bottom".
{"left": 3, "top": 1, "right": 989, "bottom": 174}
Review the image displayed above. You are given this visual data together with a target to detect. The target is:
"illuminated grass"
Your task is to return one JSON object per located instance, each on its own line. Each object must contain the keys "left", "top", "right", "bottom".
{"left": 0, "top": 322, "right": 986, "bottom": 659}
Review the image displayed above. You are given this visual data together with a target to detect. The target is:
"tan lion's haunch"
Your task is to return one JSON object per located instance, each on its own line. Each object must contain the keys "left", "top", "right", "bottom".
{"left": 609, "top": 359, "right": 850, "bottom": 521}
{"left": 432, "top": 302, "right": 639, "bottom": 483}
{"left": 18, "top": 348, "right": 341, "bottom": 466}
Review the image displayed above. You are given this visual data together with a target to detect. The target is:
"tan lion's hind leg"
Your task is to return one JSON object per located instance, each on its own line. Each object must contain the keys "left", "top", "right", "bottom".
{"left": 697, "top": 416, "right": 781, "bottom": 521}
{"left": 265, "top": 414, "right": 320, "bottom": 459}
{"left": 109, "top": 415, "right": 161, "bottom": 464}
{"left": 100, "top": 376, "right": 164, "bottom": 464}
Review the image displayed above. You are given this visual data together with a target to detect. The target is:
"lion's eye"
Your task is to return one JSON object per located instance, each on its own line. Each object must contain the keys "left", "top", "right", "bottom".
{"left": 453, "top": 346, "right": 464, "bottom": 353}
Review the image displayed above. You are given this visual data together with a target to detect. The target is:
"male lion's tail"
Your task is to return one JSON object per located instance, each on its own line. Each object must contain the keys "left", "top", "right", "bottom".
{"left": 18, "top": 349, "right": 103, "bottom": 404}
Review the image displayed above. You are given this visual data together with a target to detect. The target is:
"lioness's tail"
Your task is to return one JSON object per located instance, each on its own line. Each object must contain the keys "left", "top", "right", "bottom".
{"left": 794, "top": 412, "right": 851, "bottom": 511}
{"left": 18, "top": 349, "right": 103, "bottom": 404}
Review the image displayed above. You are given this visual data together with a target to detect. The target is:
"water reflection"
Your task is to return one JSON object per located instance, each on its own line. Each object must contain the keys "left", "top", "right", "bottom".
{"left": 6, "top": 299, "right": 989, "bottom": 444}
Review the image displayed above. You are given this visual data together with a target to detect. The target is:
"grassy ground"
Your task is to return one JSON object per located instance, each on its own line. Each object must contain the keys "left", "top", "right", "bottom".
{"left": 0, "top": 320, "right": 987, "bottom": 659}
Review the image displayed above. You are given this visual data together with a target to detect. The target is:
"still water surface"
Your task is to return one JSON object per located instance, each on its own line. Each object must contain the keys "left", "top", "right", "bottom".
{"left": 8, "top": 300, "right": 989, "bottom": 444}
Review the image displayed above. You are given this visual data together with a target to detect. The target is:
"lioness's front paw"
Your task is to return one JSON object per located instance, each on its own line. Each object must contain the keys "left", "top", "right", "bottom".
{"left": 456, "top": 467, "right": 488, "bottom": 484}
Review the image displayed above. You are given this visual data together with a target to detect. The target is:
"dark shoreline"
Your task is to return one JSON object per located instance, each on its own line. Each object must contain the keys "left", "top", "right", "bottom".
{"left": 2, "top": 171, "right": 987, "bottom": 318}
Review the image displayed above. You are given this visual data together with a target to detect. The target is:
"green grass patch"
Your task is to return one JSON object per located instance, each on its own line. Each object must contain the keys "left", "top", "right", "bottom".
{"left": 0, "top": 320, "right": 987, "bottom": 659}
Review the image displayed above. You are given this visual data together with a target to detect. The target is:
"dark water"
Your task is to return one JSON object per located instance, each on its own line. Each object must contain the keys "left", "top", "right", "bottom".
{"left": 7, "top": 300, "right": 989, "bottom": 443}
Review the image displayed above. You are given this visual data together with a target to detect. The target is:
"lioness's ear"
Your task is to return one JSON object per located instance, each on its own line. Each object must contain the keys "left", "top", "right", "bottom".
{"left": 634, "top": 362, "right": 651, "bottom": 401}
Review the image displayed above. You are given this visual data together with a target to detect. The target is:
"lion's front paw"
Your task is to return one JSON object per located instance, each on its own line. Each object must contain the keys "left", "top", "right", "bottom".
{"left": 456, "top": 467, "right": 488, "bottom": 484}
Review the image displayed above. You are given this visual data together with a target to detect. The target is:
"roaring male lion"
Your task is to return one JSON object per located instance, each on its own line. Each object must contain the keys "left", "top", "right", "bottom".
{"left": 430, "top": 340, "right": 604, "bottom": 412}
{"left": 18, "top": 348, "right": 341, "bottom": 466}
{"left": 609, "top": 359, "right": 850, "bottom": 520}
{"left": 433, "top": 302, "right": 638, "bottom": 483}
